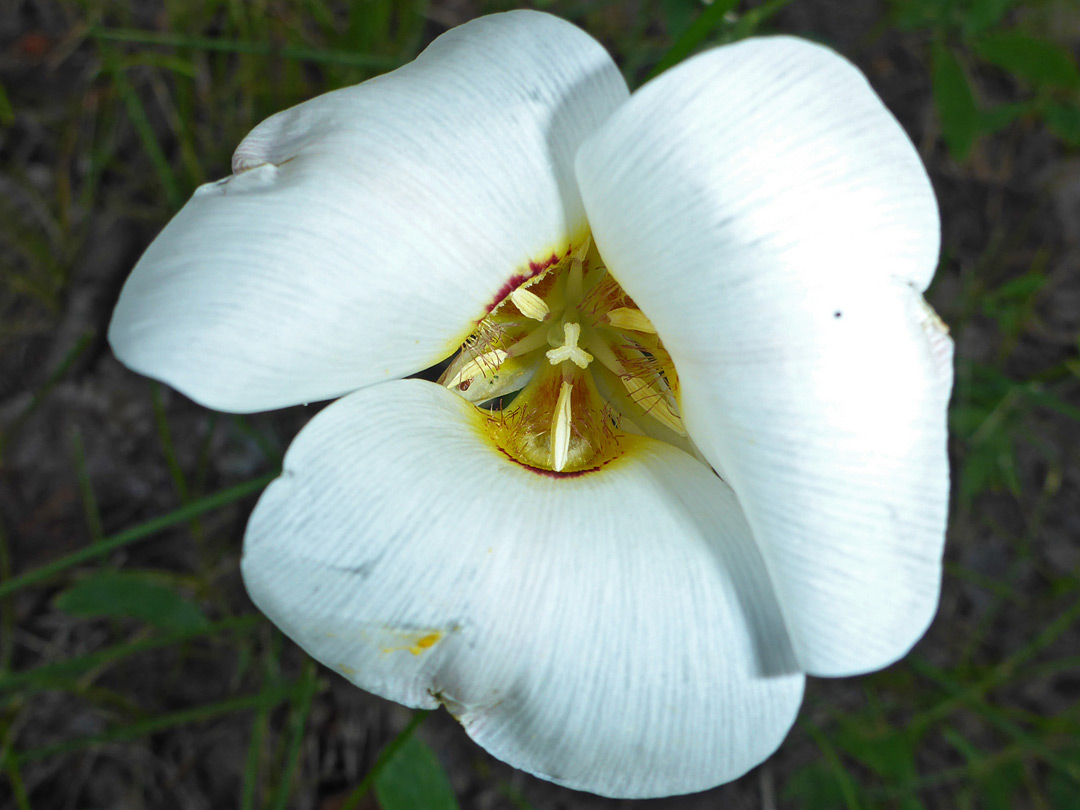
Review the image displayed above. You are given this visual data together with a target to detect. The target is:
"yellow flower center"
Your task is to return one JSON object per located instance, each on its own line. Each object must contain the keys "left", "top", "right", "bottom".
{"left": 440, "top": 240, "right": 686, "bottom": 474}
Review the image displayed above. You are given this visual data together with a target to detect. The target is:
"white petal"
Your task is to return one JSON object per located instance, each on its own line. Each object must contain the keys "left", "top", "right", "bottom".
{"left": 242, "top": 380, "right": 804, "bottom": 798}
{"left": 109, "top": 11, "right": 628, "bottom": 413}
{"left": 576, "top": 37, "right": 950, "bottom": 676}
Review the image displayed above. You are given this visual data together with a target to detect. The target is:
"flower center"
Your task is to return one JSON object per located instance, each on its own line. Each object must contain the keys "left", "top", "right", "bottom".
{"left": 440, "top": 240, "right": 686, "bottom": 473}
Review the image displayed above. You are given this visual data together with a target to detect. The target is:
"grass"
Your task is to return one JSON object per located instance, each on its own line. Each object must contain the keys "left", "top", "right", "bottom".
{"left": 2, "top": 0, "right": 1078, "bottom": 808}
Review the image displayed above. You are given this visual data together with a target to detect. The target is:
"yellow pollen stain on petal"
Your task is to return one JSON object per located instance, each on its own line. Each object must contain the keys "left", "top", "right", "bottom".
{"left": 412, "top": 632, "right": 442, "bottom": 653}
{"left": 549, "top": 380, "right": 574, "bottom": 471}
{"left": 381, "top": 630, "right": 445, "bottom": 656}
{"left": 338, "top": 663, "right": 357, "bottom": 676}
{"left": 509, "top": 286, "right": 550, "bottom": 321}
{"left": 545, "top": 322, "right": 593, "bottom": 369}
{"left": 605, "top": 306, "right": 657, "bottom": 334}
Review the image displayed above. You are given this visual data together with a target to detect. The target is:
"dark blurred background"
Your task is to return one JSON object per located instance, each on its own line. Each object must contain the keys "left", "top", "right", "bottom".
{"left": 1, "top": 1, "right": 1079, "bottom": 808}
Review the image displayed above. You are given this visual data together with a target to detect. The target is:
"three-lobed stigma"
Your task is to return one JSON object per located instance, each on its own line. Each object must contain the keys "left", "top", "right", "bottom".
{"left": 439, "top": 240, "right": 686, "bottom": 474}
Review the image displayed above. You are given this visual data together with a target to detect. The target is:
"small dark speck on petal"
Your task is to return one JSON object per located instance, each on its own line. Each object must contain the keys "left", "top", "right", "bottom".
{"left": 834, "top": 311, "right": 842, "bottom": 318}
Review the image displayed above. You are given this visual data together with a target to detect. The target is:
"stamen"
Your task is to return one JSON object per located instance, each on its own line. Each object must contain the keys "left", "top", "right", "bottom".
{"left": 550, "top": 381, "right": 574, "bottom": 472}
{"left": 509, "top": 287, "right": 550, "bottom": 321}
{"left": 545, "top": 322, "right": 594, "bottom": 369}
{"left": 506, "top": 326, "right": 552, "bottom": 358}
{"left": 621, "top": 376, "right": 686, "bottom": 436}
{"left": 605, "top": 306, "right": 657, "bottom": 334}
{"left": 444, "top": 348, "right": 509, "bottom": 388}
{"left": 567, "top": 257, "right": 584, "bottom": 303}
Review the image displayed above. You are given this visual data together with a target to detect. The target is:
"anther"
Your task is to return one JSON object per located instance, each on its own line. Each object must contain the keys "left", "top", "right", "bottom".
{"left": 550, "top": 381, "right": 574, "bottom": 471}
{"left": 605, "top": 306, "right": 657, "bottom": 334}
{"left": 444, "top": 348, "right": 509, "bottom": 388}
{"left": 509, "top": 287, "right": 550, "bottom": 321}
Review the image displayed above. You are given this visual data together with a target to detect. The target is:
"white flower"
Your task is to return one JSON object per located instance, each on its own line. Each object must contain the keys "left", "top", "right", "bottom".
{"left": 108, "top": 10, "right": 952, "bottom": 799}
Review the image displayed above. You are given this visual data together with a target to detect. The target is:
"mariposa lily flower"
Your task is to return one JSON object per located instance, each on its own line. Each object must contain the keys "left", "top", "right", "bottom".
{"left": 108, "top": 10, "right": 952, "bottom": 799}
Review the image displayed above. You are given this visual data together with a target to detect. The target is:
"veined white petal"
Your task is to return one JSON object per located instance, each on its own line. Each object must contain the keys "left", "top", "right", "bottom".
{"left": 109, "top": 11, "right": 628, "bottom": 413}
{"left": 576, "top": 37, "right": 950, "bottom": 676}
{"left": 242, "top": 380, "right": 803, "bottom": 798}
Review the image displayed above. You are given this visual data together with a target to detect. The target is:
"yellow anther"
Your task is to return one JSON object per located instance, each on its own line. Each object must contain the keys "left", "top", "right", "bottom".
{"left": 444, "top": 348, "right": 509, "bottom": 388}
{"left": 605, "top": 306, "right": 657, "bottom": 334}
{"left": 545, "top": 322, "right": 593, "bottom": 369}
{"left": 550, "top": 381, "right": 574, "bottom": 472}
{"left": 621, "top": 376, "right": 686, "bottom": 436}
{"left": 509, "top": 286, "right": 550, "bottom": 321}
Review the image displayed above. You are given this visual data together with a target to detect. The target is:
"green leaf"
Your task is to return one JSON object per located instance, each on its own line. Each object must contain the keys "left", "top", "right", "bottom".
{"left": 981, "top": 268, "right": 1047, "bottom": 341}
{"left": 374, "top": 736, "right": 459, "bottom": 810}
{"left": 660, "top": 0, "right": 700, "bottom": 39}
{"left": 977, "top": 101, "right": 1028, "bottom": 135}
{"left": 833, "top": 721, "right": 923, "bottom": 810}
{"left": 979, "top": 759, "right": 1027, "bottom": 810}
{"left": 891, "top": 0, "right": 950, "bottom": 32}
{"left": 943, "top": 727, "right": 1024, "bottom": 810}
{"left": 834, "top": 725, "right": 920, "bottom": 782}
{"left": 974, "top": 32, "right": 1080, "bottom": 89}
{"left": 962, "top": 0, "right": 1014, "bottom": 35}
{"left": 950, "top": 364, "right": 1026, "bottom": 504}
{"left": 782, "top": 763, "right": 850, "bottom": 810}
{"left": 1052, "top": 767, "right": 1080, "bottom": 809}
{"left": 1044, "top": 102, "right": 1080, "bottom": 146}
{"left": 55, "top": 571, "right": 208, "bottom": 631}
{"left": 932, "top": 43, "right": 980, "bottom": 160}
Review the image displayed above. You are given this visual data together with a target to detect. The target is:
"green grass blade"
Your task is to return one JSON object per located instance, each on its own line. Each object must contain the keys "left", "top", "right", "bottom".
{"left": 647, "top": 0, "right": 740, "bottom": 80}
{"left": 0, "top": 80, "right": 13, "bottom": 126}
{"left": 910, "top": 656, "right": 1080, "bottom": 783}
{"left": 0, "top": 329, "right": 95, "bottom": 461}
{"left": 89, "top": 27, "right": 401, "bottom": 69}
{"left": 267, "top": 659, "right": 320, "bottom": 810}
{"left": 16, "top": 684, "right": 299, "bottom": 763}
{"left": 728, "top": 0, "right": 795, "bottom": 39}
{"left": 0, "top": 615, "right": 260, "bottom": 694}
{"left": 70, "top": 425, "right": 105, "bottom": 543}
{"left": 0, "top": 520, "right": 14, "bottom": 673}
{"left": 240, "top": 700, "right": 270, "bottom": 810}
{"left": 151, "top": 382, "right": 204, "bottom": 545}
{"left": 801, "top": 718, "right": 863, "bottom": 810}
{"left": 0, "top": 473, "right": 276, "bottom": 599}
{"left": 102, "top": 45, "right": 183, "bottom": 209}
{"left": 1, "top": 747, "right": 32, "bottom": 810}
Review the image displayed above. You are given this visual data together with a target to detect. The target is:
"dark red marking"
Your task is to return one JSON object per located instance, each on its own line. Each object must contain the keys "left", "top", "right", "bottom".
{"left": 496, "top": 448, "right": 594, "bottom": 477}
{"left": 485, "top": 252, "right": 562, "bottom": 313}
{"left": 494, "top": 447, "right": 620, "bottom": 478}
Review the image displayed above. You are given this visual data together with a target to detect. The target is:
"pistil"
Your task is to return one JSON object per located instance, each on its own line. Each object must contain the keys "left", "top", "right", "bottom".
{"left": 545, "top": 322, "right": 593, "bottom": 369}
